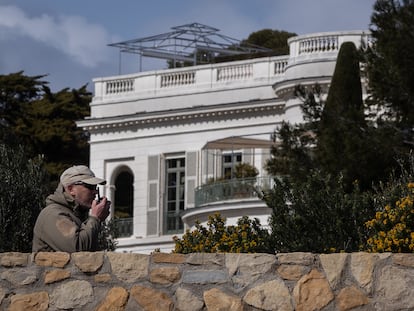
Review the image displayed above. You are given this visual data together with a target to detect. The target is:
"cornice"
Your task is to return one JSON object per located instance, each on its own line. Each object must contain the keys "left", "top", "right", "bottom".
{"left": 273, "top": 76, "right": 332, "bottom": 99}
{"left": 78, "top": 100, "right": 285, "bottom": 133}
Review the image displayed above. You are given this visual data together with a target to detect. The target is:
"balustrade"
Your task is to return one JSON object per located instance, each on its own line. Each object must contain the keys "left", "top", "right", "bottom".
{"left": 274, "top": 60, "right": 288, "bottom": 75}
{"left": 217, "top": 63, "right": 253, "bottom": 81}
{"left": 160, "top": 71, "right": 196, "bottom": 87}
{"left": 105, "top": 79, "right": 134, "bottom": 94}
{"left": 299, "top": 35, "right": 339, "bottom": 54}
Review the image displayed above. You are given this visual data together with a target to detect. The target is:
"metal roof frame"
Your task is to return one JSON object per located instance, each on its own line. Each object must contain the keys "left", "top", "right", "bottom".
{"left": 108, "top": 22, "right": 272, "bottom": 67}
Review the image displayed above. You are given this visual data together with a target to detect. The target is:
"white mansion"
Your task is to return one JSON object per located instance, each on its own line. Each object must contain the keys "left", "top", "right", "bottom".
{"left": 77, "top": 29, "right": 370, "bottom": 253}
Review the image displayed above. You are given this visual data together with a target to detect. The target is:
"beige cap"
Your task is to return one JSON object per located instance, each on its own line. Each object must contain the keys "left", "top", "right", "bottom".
{"left": 60, "top": 165, "right": 106, "bottom": 187}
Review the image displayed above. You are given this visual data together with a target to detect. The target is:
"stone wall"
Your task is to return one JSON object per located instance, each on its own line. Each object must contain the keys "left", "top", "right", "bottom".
{"left": 1, "top": 252, "right": 414, "bottom": 311}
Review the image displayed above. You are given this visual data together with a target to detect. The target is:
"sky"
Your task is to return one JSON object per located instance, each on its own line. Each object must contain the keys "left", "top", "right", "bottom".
{"left": 0, "top": 0, "right": 377, "bottom": 92}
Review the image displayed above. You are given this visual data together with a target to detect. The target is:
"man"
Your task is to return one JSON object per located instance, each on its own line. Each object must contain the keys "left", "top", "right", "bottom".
{"left": 32, "top": 165, "right": 111, "bottom": 252}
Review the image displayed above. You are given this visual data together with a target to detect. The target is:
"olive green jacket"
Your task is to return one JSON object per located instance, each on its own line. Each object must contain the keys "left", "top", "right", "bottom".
{"left": 32, "top": 184, "right": 101, "bottom": 252}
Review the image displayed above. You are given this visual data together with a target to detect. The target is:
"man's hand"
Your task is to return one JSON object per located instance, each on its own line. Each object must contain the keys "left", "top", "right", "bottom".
{"left": 91, "top": 197, "right": 111, "bottom": 222}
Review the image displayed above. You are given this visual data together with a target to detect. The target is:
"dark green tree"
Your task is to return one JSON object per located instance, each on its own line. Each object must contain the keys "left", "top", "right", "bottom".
{"left": 217, "top": 29, "right": 297, "bottom": 63}
{"left": 0, "top": 71, "right": 47, "bottom": 147}
{"left": 0, "top": 72, "right": 91, "bottom": 185}
{"left": 364, "top": 0, "right": 414, "bottom": 129}
{"left": 317, "top": 42, "right": 372, "bottom": 190}
{"left": 360, "top": 0, "right": 414, "bottom": 176}
{"left": 265, "top": 84, "right": 323, "bottom": 182}
{"left": 25, "top": 86, "right": 92, "bottom": 182}
{"left": 242, "top": 29, "right": 297, "bottom": 55}
{"left": 263, "top": 171, "right": 374, "bottom": 253}
{"left": 0, "top": 144, "right": 50, "bottom": 252}
{"left": 265, "top": 122, "right": 313, "bottom": 181}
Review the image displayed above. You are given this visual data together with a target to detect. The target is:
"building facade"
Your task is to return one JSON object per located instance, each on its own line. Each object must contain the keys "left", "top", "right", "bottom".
{"left": 77, "top": 30, "right": 370, "bottom": 253}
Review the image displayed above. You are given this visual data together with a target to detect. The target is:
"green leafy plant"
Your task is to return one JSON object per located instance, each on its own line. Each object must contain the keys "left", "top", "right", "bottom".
{"left": 0, "top": 144, "right": 50, "bottom": 252}
{"left": 233, "top": 162, "right": 259, "bottom": 179}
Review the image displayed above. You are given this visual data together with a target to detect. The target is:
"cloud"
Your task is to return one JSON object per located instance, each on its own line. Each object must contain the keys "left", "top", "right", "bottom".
{"left": 0, "top": 5, "right": 113, "bottom": 67}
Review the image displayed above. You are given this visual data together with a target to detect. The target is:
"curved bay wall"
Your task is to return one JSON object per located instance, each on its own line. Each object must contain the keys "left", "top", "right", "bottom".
{"left": 1, "top": 251, "right": 413, "bottom": 310}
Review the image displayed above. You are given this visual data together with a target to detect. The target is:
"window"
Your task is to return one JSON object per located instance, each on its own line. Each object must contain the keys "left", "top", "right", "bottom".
{"left": 114, "top": 170, "right": 134, "bottom": 237}
{"left": 222, "top": 152, "right": 242, "bottom": 179}
{"left": 165, "top": 158, "right": 185, "bottom": 233}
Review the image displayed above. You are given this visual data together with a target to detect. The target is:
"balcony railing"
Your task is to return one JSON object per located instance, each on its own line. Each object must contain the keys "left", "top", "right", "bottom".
{"left": 297, "top": 35, "right": 339, "bottom": 54}
{"left": 194, "top": 176, "right": 275, "bottom": 207}
{"left": 288, "top": 30, "right": 371, "bottom": 59}
{"left": 94, "top": 55, "right": 289, "bottom": 99}
{"left": 114, "top": 217, "right": 133, "bottom": 238}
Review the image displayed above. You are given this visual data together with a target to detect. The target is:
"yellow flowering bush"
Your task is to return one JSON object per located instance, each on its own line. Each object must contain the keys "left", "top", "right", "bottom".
{"left": 365, "top": 183, "right": 414, "bottom": 252}
{"left": 173, "top": 213, "right": 272, "bottom": 254}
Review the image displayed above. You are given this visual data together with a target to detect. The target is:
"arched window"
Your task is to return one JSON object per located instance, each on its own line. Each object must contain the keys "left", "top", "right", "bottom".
{"left": 114, "top": 170, "right": 133, "bottom": 237}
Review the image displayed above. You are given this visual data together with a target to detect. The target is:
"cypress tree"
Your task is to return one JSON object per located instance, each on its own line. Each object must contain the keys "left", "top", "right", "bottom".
{"left": 316, "top": 41, "right": 368, "bottom": 189}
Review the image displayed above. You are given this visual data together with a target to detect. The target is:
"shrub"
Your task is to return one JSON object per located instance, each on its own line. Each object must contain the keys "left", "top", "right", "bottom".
{"left": 365, "top": 153, "right": 414, "bottom": 252}
{"left": 173, "top": 213, "right": 272, "bottom": 253}
{"left": 366, "top": 183, "right": 414, "bottom": 252}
